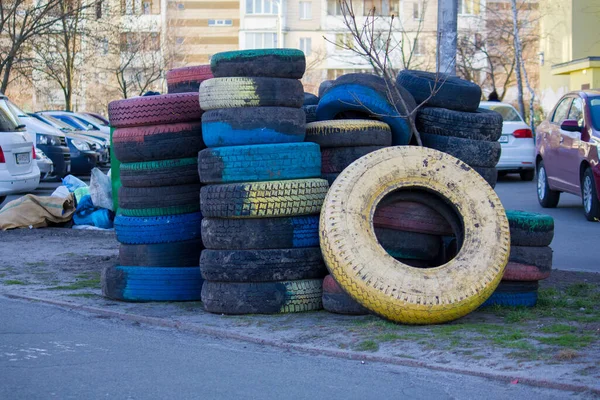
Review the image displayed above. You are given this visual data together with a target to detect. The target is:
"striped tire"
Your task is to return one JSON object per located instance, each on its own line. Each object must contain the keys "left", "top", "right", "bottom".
{"left": 198, "top": 143, "right": 321, "bottom": 184}
{"left": 201, "top": 107, "right": 305, "bottom": 147}
{"left": 201, "top": 216, "right": 319, "bottom": 249}
{"left": 322, "top": 275, "right": 369, "bottom": 315}
{"left": 120, "top": 158, "right": 199, "bottom": 187}
{"left": 166, "top": 64, "right": 213, "bottom": 94}
{"left": 506, "top": 210, "right": 554, "bottom": 247}
{"left": 101, "top": 266, "right": 203, "bottom": 302}
{"left": 306, "top": 120, "right": 392, "bottom": 147}
{"left": 114, "top": 212, "right": 203, "bottom": 244}
{"left": 201, "top": 279, "right": 323, "bottom": 314}
{"left": 210, "top": 48, "right": 306, "bottom": 79}
{"left": 200, "top": 178, "right": 328, "bottom": 218}
{"left": 112, "top": 122, "right": 204, "bottom": 163}
{"left": 108, "top": 93, "right": 203, "bottom": 128}
{"left": 119, "top": 239, "right": 203, "bottom": 267}
{"left": 199, "top": 77, "right": 303, "bottom": 110}
{"left": 119, "top": 184, "right": 201, "bottom": 217}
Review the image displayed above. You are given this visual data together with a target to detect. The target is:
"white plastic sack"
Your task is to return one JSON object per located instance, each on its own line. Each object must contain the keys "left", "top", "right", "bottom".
{"left": 89, "top": 168, "right": 113, "bottom": 211}
{"left": 51, "top": 185, "right": 71, "bottom": 199}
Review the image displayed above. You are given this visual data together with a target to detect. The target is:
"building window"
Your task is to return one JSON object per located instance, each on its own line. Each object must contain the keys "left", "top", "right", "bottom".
{"left": 413, "top": 38, "right": 422, "bottom": 55}
{"left": 177, "top": 3, "right": 184, "bottom": 10}
{"left": 412, "top": 1, "right": 422, "bottom": 20}
{"left": 208, "top": 19, "right": 233, "bottom": 26}
{"left": 300, "top": 37, "right": 312, "bottom": 56}
{"left": 148, "top": 33, "right": 160, "bottom": 51}
{"left": 458, "top": 0, "right": 480, "bottom": 15}
{"left": 246, "top": 32, "right": 277, "bottom": 49}
{"left": 142, "top": 1, "right": 151, "bottom": 14}
{"left": 96, "top": 0, "right": 102, "bottom": 19}
{"left": 175, "top": 37, "right": 185, "bottom": 45}
{"left": 100, "top": 38, "right": 109, "bottom": 55}
{"left": 364, "top": 0, "right": 395, "bottom": 16}
{"left": 335, "top": 33, "right": 354, "bottom": 51}
{"left": 327, "top": 0, "right": 347, "bottom": 16}
{"left": 246, "top": 0, "right": 279, "bottom": 15}
{"left": 299, "top": 2, "right": 312, "bottom": 19}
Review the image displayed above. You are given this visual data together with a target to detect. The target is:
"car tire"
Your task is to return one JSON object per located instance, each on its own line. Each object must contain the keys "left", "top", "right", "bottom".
{"left": 416, "top": 107, "right": 503, "bottom": 141}
{"left": 303, "top": 105, "right": 318, "bottom": 123}
{"left": 321, "top": 146, "right": 386, "bottom": 174}
{"left": 375, "top": 228, "right": 442, "bottom": 261}
{"left": 166, "top": 65, "right": 213, "bottom": 94}
{"left": 374, "top": 199, "right": 454, "bottom": 236}
{"left": 509, "top": 246, "right": 553, "bottom": 270}
{"left": 537, "top": 160, "right": 560, "bottom": 208}
{"left": 480, "top": 281, "right": 538, "bottom": 308}
{"left": 304, "top": 92, "right": 319, "bottom": 105}
{"left": 322, "top": 275, "right": 369, "bottom": 315}
{"left": 199, "top": 77, "right": 304, "bottom": 110}
{"left": 305, "top": 120, "right": 392, "bottom": 148}
{"left": 119, "top": 239, "right": 203, "bottom": 267}
{"left": 505, "top": 210, "right": 554, "bottom": 247}
{"left": 473, "top": 166, "right": 498, "bottom": 189}
{"left": 120, "top": 158, "right": 199, "bottom": 187}
{"left": 582, "top": 168, "right": 600, "bottom": 222}
{"left": 420, "top": 132, "right": 501, "bottom": 168}
{"left": 318, "top": 80, "right": 334, "bottom": 98}
{"left": 210, "top": 49, "right": 306, "bottom": 79}
{"left": 119, "top": 184, "right": 201, "bottom": 217}
{"left": 502, "top": 262, "right": 551, "bottom": 281}
{"left": 201, "top": 279, "right": 323, "bottom": 314}
{"left": 198, "top": 143, "right": 321, "bottom": 184}
{"left": 520, "top": 169, "right": 535, "bottom": 181}
{"left": 114, "top": 212, "right": 203, "bottom": 244}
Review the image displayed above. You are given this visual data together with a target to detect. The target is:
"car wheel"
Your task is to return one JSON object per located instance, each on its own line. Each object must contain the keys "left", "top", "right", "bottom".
{"left": 520, "top": 169, "right": 535, "bottom": 181}
{"left": 582, "top": 168, "right": 600, "bottom": 222}
{"left": 537, "top": 160, "right": 560, "bottom": 208}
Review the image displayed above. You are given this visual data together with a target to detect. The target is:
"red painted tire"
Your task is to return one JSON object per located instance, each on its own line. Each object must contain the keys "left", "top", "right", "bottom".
{"left": 166, "top": 65, "right": 213, "bottom": 94}
{"left": 502, "top": 262, "right": 551, "bottom": 281}
{"left": 373, "top": 201, "right": 453, "bottom": 236}
{"left": 322, "top": 275, "right": 369, "bottom": 315}
{"left": 108, "top": 93, "right": 203, "bottom": 128}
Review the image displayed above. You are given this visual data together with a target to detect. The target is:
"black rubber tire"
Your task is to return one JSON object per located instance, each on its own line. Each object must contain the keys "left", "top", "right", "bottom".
{"left": 304, "top": 92, "right": 319, "bottom": 105}
{"left": 321, "top": 146, "right": 386, "bottom": 174}
{"left": 494, "top": 281, "right": 539, "bottom": 292}
{"left": 201, "top": 216, "right": 319, "bottom": 249}
{"left": 200, "top": 248, "right": 326, "bottom": 282}
{"left": 322, "top": 276, "right": 369, "bottom": 315}
{"left": 473, "top": 166, "right": 498, "bottom": 189}
{"left": 582, "top": 168, "right": 600, "bottom": 221}
{"left": 537, "top": 160, "right": 560, "bottom": 208}
{"left": 201, "top": 279, "right": 323, "bottom": 314}
{"left": 375, "top": 228, "right": 442, "bottom": 261}
{"left": 199, "top": 77, "right": 304, "bottom": 110}
{"left": 509, "top": 246, "right": 553, "bottom": 270}
{"left": 200, "top": 179, "right": 329, "bottom": 218}
{"left": 113, "top": 122, "right": 204, "bottom": 163}
{"left": 333, "top": 73, "right": 417, "bottom": 112}
{"left": 421, "top": 132, "right": 501, "bottom": 168}
{"left": 506, "top": 210, "right": 554, "bottom": 247}
{"left": 306, "top": 120, "right": 392, "bottom": 148}
{"left": 119, "top": 240, "right": 203, "bottom": 267}
{"left": 396, "top": 70, "right": 482, "bottom": 112}
{"left": 198, "top": 143, "right": 321, "bottom": 184}
{"left": 318, "top": 80, "right": 334, "bottom": 98}
{"left": 119, "top": 184, "right": 201, "bottom": 216}
{"left": 303, "top": 105, "right": 318, "bottom": 123}
{"left": 120, "top": 158, "right": 199, "bottom": 187}
{"left": 416, "top": 107, "right": 503, "bottom": 141}
{"left": 210, "top": 49, "right": 306, "bottom": 79}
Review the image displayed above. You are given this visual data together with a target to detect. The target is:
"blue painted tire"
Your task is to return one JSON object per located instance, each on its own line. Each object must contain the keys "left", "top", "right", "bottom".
{"left": 114, "top": 212, "right": 202, "bottom": 244}
{"left": 101, "top": 266, "right": 203, "bottom": 302}
{"left": 198, "top": 143, "right": 321, "bottom": 183}
{"left": 481, "top": 291, "right": 538, "bottom": 307}
{"left": 202, "top": 107, "right": 305, "bottom": 147}
{"left": 316, "top": 84, "right": 412, "bottom": 145}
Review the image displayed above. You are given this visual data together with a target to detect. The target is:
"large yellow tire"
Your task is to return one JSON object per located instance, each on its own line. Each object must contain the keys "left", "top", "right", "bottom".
{"left": 319, "top": 146, "right": 510, "bottom": 324}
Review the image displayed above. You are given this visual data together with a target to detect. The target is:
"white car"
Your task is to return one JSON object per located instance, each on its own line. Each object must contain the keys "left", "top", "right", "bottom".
{"left": 0, "top": 101, "right": 40, "bottom": 205}
{"left": 479, "top": 101, "right": 536, "bottom": 181}
{"left": 35, "top": 148, "right": 54, "bottom": 181}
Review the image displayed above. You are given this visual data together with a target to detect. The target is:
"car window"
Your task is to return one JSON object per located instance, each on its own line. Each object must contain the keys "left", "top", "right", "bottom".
{"left": 551, "top": 98, "right": 572, "bottom": 124}
{"left": 479, "top": 104, "right": 522, "bottom": 122}
{"left": 0, "top": 101, "right": 20, "bottom": 132}
{"left": 568, "top": 98, "right": 584, "bottom": 127}
{"left": 590, "top": 97, "right": 600, "bottom": 131}
{"left": 73, "top": 115, "right": 100, "bottom": 130}
{"left": 52, "top": 114, "right": 88, "bottom": 130}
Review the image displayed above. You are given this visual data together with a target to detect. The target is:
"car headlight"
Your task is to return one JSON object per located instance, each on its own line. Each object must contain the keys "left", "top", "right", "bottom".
{"left": 37, "top": 134, "right": 61, "bottom": 146}
{"left": 37, "top": 134, "right": 49, "bottom": 145}
{"left": 72, "top": 139, "right": 91, "bottom": 151}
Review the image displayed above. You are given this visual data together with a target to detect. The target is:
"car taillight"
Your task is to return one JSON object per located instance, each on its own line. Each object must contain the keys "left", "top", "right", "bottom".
{"left": 32, "top": 146, "right": 36, "bottom": 159}
{"left": 0, "top": 146, "right": 4, "bottom": 163}
{"left": 513, "top": 129, "right": 533, "bottom": 138}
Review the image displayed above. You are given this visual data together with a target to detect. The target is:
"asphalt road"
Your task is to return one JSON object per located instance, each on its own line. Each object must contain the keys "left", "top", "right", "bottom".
{"left": 0, "top": 297, "right": 583, "bottom": 400}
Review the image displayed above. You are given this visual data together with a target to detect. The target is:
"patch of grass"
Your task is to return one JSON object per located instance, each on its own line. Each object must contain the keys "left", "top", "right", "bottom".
{"left": 507, "top": 349, "right": 545, "bottom": 361}
{"left": 354, "top": 340, "right": 379, "bottom": 352}
{"left": 536, "top": 334, "right": 596, "bottom": 349}
{"left": 66, "top": 293, "right": 99, "bottom": 299}
{"left": 62, "top": 252, "right": 78, "bottom": 257}
{"left": 3, "top": 279, "right": 28, "bottom": 285}
{"left": 565, "top": 283, "right": 594, "bottom": 297}
{"left": 540, "top": 324, "right": 575, "bottom": 334}
{"left": 26, "top": 261, "right": 46, "bottom": 267}
{"left": 0, "top": 273, "right": 6, "bottom": 278}
{"left": 375, "top": 333, "right": 404, "bottom": 342}
{"left": 505, "top": 308, "right": 534, "bottom": 323}
{"left": 492, "top": 330, "right": 527, "bottom": 345}
{"left": 350, "top": 318, "right": 398, "bottom": 330}
{"left": 47, "top": 278, "right": 100, "bottom": 291}
{"left": 75, "top": 273, "right": 92, "bottom": 279}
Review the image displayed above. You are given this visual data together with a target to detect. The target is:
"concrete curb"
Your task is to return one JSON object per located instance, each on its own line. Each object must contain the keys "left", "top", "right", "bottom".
{"left": 4, "top": 293, "right": 599, "bottom": 395}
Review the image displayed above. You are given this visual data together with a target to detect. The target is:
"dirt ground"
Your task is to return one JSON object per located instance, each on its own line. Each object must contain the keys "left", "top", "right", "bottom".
{"left": 1, "top": 228, "right": 599, "bottom": 392}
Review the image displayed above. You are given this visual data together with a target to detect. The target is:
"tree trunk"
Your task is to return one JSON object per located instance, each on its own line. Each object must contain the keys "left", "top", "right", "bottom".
{"left": 510, "top": 0, "right": 526, "bottom": 119}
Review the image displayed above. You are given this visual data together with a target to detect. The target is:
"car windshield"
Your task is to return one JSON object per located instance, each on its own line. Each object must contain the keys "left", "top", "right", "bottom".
{"left": 38, "top": 114, "right": 77, "bottom": 131}
{"left": 480, "top": 104, "right": 523, "bottom": 122}
{"left": 72, "top": 115, "right": 100, "bottom": 130}
{"left": 6, "top": 100, "right": 28, "bottom": 118}
{"left": 589, "top": 97, "right": 600, "bottom": 131}
{"left": 0, "top": 99, "right": 23, "bottom": 132}
{"left": 80, "top": 113, "right": 107, "bottom": 126}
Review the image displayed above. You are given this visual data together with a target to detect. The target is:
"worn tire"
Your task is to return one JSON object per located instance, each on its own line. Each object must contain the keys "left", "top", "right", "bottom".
{"left": 201, "top": 107, "right": 305, "bottom": 147}
{"left": 198, "top": 143, "right": 321, "bottom": 184}
{"left": 318, "top": 80, "right": 334, "bottom": 98}
{"left": 119, "top": 184, "right": 201, "bottom": 217}
{"left": 201, "top": 279, "right": 323, "bottom": 314}
{"left": 506, "top": 210, "right": 554, "bottom": 247}
{"left": 199, "top": 77, "right": 303, "bottom": 110}
{"left": 416, "top": 107, "right": 503, "bottom": 141}
{"left": 210, "top": 49, "right": 306, "bottom": 79}
{"left": 119, "top": 240, "right": 203, "bottom": 267}
{"left": 202, "top": 216, "right": 319, "bottom": 250}
{"left": 375, "top": 228, "right": 442, "bottom": 261}
{"left": 502, "top": 262, "right": 551, "bottom": 281}
{"left": 200, "top": 248, "right": 326, "bottom": 282}
{"left": 306, "top": 120, "right": 392, "bottom": 148}
{"left": 396, "top": 70, "right": 482, "bottom": 112}
{"left": 320, "top": 146, "right": 510, "bottom": 324}
{"left": 321, "top": 146, "right": 386, "bottom": 174}
{"left": 322, "top": 173, "right": 339, "bottom": 186}
{"left": 108, "top": 93, "right": 203, "bottom": 128}
{"left": 112, "top": 122, "right": 204, "bottom": 163}
{"left": 322, "top": 275, "right": 369, "bottom": 315}
{"left": 114, "top": 212, "right": 202, "bottom": 244}
{"left": 167, "top": 65, "right": 213, "bottom": 94}
{"left": 201, "top": 178, "right": 328, "bottom": 218}
{"left": 102, "top": 266, "right": 203, "bottom": 302}
{"left": 374, "top": 200, "right": 453, "bottom": 236}
{"left": 473, "top": 166, "right": 498, "bottom": 188}
{"left": 509, "top": 246, "right": 553, "bottom": 270}
{"left": 421, "top": 132, "right": 501, "bottom": 168}
{"left": 120, "top": 158, "right": 199, "bottom": 187}
{"left": 481, "top": 281, "right": 539, "bottom": 307}
{"left": 304, "top": 92, "right": 319, "bottom": 105}
{"left": 303, "top": 105, "right": 318, "bottom": 123}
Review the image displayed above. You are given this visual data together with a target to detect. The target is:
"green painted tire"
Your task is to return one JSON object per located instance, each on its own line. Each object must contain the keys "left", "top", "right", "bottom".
{"left": 120, "top": 158, "right": 198, "bottom": 187}
{"left": 505, "top": 210, "right": 554, "bottom": 246}
{"left": 210, "top": 48, "right": 306, "bottom": 79}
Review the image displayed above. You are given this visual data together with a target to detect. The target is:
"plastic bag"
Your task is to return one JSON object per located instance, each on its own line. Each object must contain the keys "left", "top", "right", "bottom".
{"left": 51, "top": 185, "right": 70, "bottom": 199}
{"left": 73, "top": 187, "right": 90, "bottom": 203}
{"left": 73, "top": 195, "right": 114, "bottom": 229}
{"left": 62, "top": 175, "right": 87, "bottom": 192}
{"left": 89, "top": 167, "right": 113, "bottom": 211}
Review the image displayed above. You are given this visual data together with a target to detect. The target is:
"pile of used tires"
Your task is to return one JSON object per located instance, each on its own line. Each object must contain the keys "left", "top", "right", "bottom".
{"left": 102, "top": 66, "right": 212, "bottom": 302}
{"left": 198, "top": 49, "right": 329, "bottom": 314}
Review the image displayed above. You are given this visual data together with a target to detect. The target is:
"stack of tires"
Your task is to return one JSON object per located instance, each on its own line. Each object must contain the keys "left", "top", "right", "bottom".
{"left": 483, "top": 210, "right": 554, "bottom": 307}
{"left": 166, "top": 65, "right": 213, "bottom": 94}
{"left": 397, "top": 70, "right": 503, "bottom": 188}
{"left": 197, "top": 49, "right": 329, "bottom": 315}
{"left": 102, "top": 92, "right": 206, "bottom": 302}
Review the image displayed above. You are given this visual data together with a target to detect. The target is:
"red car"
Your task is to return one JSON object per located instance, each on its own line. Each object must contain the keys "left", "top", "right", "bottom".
{"left": 536, "top": 90, "right": 600, "bottom": 221}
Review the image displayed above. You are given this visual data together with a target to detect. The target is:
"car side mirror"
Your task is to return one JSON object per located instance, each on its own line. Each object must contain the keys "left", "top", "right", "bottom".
{"left": 560, "top": 119, "right": 582, "bottom": 133}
